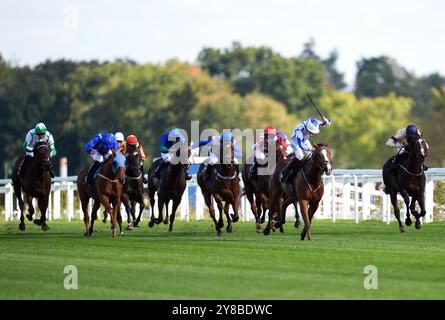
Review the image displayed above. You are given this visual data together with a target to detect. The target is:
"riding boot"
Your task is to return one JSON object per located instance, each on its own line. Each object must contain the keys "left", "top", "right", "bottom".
{"left": 280, "top": 157, "right": 301, "bottom": 183}
{"left": 86, "top": 161, "right": 101, "bottom": 185}
{"left": 155, "top": 161, "right": 168, "bottom": 180}
{"left": 204, "top": 164, "right": 214, "bottom": 181}
{"left": 19, "top": 156, "right": 30, "bottom": 178}
{"left": 185, "top": 168, "right": 192, "bottom": 180}
{"left": 141, "top": 165, "right": 148, "bottom": 183}
{"left": 248, "top": 162, "right": 258, "bottom": 181}
{"left": 49, "top": 161, "right": 55, "bottom": 178}
{"left": 391, "top": 154, "right": 403, "bottom": 172}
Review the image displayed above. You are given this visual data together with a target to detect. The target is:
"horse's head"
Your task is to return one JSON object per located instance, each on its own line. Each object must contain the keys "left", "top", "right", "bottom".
{"left": 125, "top": 145, "right": 142, "bottom": 177}
{"left": 311, "top": 144, "right": 332, "bottom": 176}
{"left": 406, "top": 134, "right": 428, "bottom": 161}
{"left": 112, "top": 150, "right": 126, "bottom": 183}
{"left": 34, "top": 141, "right": 51, "bottom": 171}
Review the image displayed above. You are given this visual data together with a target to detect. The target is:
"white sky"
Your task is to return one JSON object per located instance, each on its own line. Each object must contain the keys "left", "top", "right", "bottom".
{"left": 1, "top": 0, "right": 444, "bottom": 88}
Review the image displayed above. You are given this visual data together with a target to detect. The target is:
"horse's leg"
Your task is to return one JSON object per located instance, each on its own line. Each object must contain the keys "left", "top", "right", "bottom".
{"left": 400, "top": 191, "right": 412, "bottom": 226}
{"left": 415, "top": 193, "right": 426, "bottom": 230}
{"left": 101, "top": 195, "right": 116, "bottom": 237}
{"left": 156, "top": 197, "right": 164, "bottom": 225}
{"left": 81, "top": 198, "right": 91, "bottom": 237}
{"left": 390, "top": 191, "right": 405, "bottom": 233}
{"left": 230, "top": 190, "right": 240, "bottom": 223}
{"left": 163, "top": 199, "right": 170, "bottom": 225}
{"left": 224, "top": 202, "right": 232, "bottom": 233}
{"left": 308, "top": 201, "right": 319, "bottom": 223}
{"left": 275, "top": 197, "right": 293, "bottom": 228}
{"left": 168, "top": 198, "right": 180, "bottom": 232}
{"left": 148, "top": 189, "right": 156, "bottom": 228}
{"left": 117, "top": 206, "right": 124, "bottom": 236}
{"left": 214, "top": 195, "right": 224, "bottom": 235}
{"left": 121, "top": 193, "right": 132, "bottom": 229}
{"left": 89, "top": 200, "right": 100, "bottom": 236}
{"left": 25, "top": 193, "right": 35, "bottom": 221}
{"left": 13, "top": 183, "right": 26, "bottom": 231}
{"left": 299, "top": 200, "right": 310, "bottom": 240}
{"left": 246, "top": 191, "right": 258, "bottom": 227}
{"left": 36, "top": 196, "right": 49, "bottom": 231}
{"left": 293, "top": 202, "right": 301, "bottom": 228}
{"left": 264, "top": 189, "right": 281, "bottom": 236}
{"left": 203, "top": 191, "right": 218, "bottom": 232}
{"left": 134, "top": 194, "right": 145, "bottom": 227}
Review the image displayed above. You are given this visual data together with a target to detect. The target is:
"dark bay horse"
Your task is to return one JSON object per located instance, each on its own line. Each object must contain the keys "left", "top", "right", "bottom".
{"left": 147, "top": 146, "right": 190, "bottom": 232}
{"left": 383, "top": 134, "right": 428, "bottom": 233}
{"left": 12, "top": 141, "right": 52, "bottom": 231}
{"left": 267, "top": 144, "right": 332, "bottom": 240}
{"left": 122, "top": 145, "right": 145, "bottom": 229}
{"left": 198, "top": 141, "right": 240, "bottom": 235}
{"left": 242, "top": 142, "right": 300, "bottom": 233}
{"left": 77, "top": 151, "right": 126, "bottom": 238}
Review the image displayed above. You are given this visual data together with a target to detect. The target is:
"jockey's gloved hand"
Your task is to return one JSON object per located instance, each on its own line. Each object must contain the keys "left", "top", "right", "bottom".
{"left": 50, "top": 148, "right": 57, "bottom": 157}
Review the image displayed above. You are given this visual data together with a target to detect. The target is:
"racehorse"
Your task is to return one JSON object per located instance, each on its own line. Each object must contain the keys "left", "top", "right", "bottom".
{"left": 147, "top": 146, "right": 190, "bottom": 232}
{"left": 77, "top": 151, "right": 126, "bottom": 238}
{"left": 241, "top": 141, "right": 300, "bottom": 233}
{"left": 382, "top": 134, "right": 428, "bottom": 233}
{"left": 267, "top": 144, "right": 332, "bottom": 240}
{"left": 197, "top": 140, "right": 240, "bottom": 235}
{"left": 12, "top": 141, "right": 52, "bottom": 231}
{"left": 121, "top": 145, "right": 145, "bottom": 229}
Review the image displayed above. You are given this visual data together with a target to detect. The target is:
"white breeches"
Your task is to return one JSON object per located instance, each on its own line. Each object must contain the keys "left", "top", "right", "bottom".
{"left": 91, "top": 150, "right": 112, "bottom": 163}
{"left": 254, "top": 149, "right": 266, "bottom": 162}
{"left": 161, "top": 152, "right": 172, "bottom": 163}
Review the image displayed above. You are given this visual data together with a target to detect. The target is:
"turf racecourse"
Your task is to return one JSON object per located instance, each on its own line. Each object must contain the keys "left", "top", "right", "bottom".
{"left": 0, "top": 219, "right": 444, "bottom": 299}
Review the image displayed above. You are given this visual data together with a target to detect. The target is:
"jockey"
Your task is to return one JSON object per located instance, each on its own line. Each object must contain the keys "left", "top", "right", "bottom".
{"left": 21, "top": 122, "right": 57, "bottom": 178}
{"left": 84, "top": 132, "right": 119, "bottom": 185}
{"left": 126, "top": 134, "right": 148, "bottom": 184}
{"left": 248, "top": 125, "right": 277, "bottom": 181}
{"left": 386, "top": 124, "right": 428, "bottom": 171}
{"left": 154, "top": 128, "right": 191, "bottom": 180}
{"left": 114, "top": 132, "right": 126, "bottom": 154}
{"left": 281, "top": 116, "right": 332, "bottom": 183}
{"left": 193, "top": 131, "right": 242, "bottom": 181}
{"left": 276, "top": 131, "right": 294, "bottom": 156}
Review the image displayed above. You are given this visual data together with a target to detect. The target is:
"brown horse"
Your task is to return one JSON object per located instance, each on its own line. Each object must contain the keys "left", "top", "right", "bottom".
{"left": 147, "top": 146, "right": 190, "bottom": 232}
{"left": 77, "top": 151, "right": 126, "bottom": 238}
{"left": 122, "top": 145, "right": 145, "bottom": 229}
{"left": 383, "top": 134, "right": 428, "bottom": 233}
{"left": 198, "top": 141, "right": 240, "bottom": 235}
{"left": 12, "top": 141, "right": 52, "bottom": 231}
{"left": 267, "top": 144, "right": 332, "bottom": 240}
{"left": 242, "top": 142, "right": 300, "bottom": 232}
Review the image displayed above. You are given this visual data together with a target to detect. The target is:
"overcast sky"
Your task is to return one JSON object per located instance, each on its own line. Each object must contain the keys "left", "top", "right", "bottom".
{"left": 1, "top": 0, "right": 444, "bottom": 88}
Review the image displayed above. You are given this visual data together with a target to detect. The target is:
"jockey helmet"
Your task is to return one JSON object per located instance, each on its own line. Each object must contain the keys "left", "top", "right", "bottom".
{"left": 126, "top": 135, "right": 138, "bottom": 145}
{"left": 221, "top": 131, "right": 234, "bottom": 142}
{"left": 35, "top": 123, "right": 47, "bottom": 135}
{"left": 276, "top": 132, "right": 286, "bottom": 143}
{"left": 169, "top": 128, "right": 184, "bottom": 143}
{"left": 406, "top": 124, "right": 418, "bottom": 136}
{"left": 102, "top": 133, "right": 116, "bottom": 150}
{"left": 305, "top": 118, "right": 320, "bottom": 134}
{"left": 114, "top": 132, "right": 124, "bottom": 142}
{"left": 264, "top": 125, "right": 276, "bottom": 136}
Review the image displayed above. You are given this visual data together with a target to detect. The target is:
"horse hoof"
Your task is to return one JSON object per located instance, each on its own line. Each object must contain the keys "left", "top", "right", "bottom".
{"left": 226, "top": 225, "right": 233, "bottom": 233}
{"left": 26, "top": 214, "right": 33, "bottom": 221}
{"left": 400, "top": 229, "right": 406, "bottom": 235}
{"left": 216, "top": 222, "right": 224, "bottom": 229}
{"left": 405, "top": 218, "right": 412, "bottom": 226}
{"left": 163, "top": 219, "right": 168, "bottom": 225}
{"left": 294, "top": 221, "right": 301, "bottom": 229}
{"left": 263, "top": 229, "right": 270, "bottom": 236}
{"left": 18, "top": 223, "right": 25, "bottom": 231}
{"left": 148, "top": 220, "right": 155, "bottom": 228}
{"left": 260, "top": 217, "right": 265, "bottom": 224}
{"left": 41, "top": 224, "right": 49, "bottom": 232}
{"left": 230, "top": 214, "right": 239, "bottom": 223}
{"left": 155, "top": 219, "right": 162, "bottom": 225}
{"left": 279, "top": 227, "right": 284, "bottom": 233}
{"left": 112, "top": 229, "right": 117, "bottom": 238}
{"left": 125, "top": 225, "right": 133, "bottom": 231}
{"left": 217, "top": 229, "right": 223, "bottom": 236}
{"left": 415, "top": 220, "right": 422, "bottom": 229}
{"left": 33, "top": 219, "right": 43, "bottom": 226}
{"left": 133, "top": 221, "right": 140, "bottom": 228}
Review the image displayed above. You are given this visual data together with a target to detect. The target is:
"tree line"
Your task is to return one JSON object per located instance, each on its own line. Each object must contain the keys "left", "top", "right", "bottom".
{"left": 0, "top": 40, "right": 444, "bottom": 177}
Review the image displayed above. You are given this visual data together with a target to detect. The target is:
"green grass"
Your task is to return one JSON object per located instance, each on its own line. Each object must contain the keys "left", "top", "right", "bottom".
{"left": 0, "top": 219, "right": 444, "bottom": 299}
